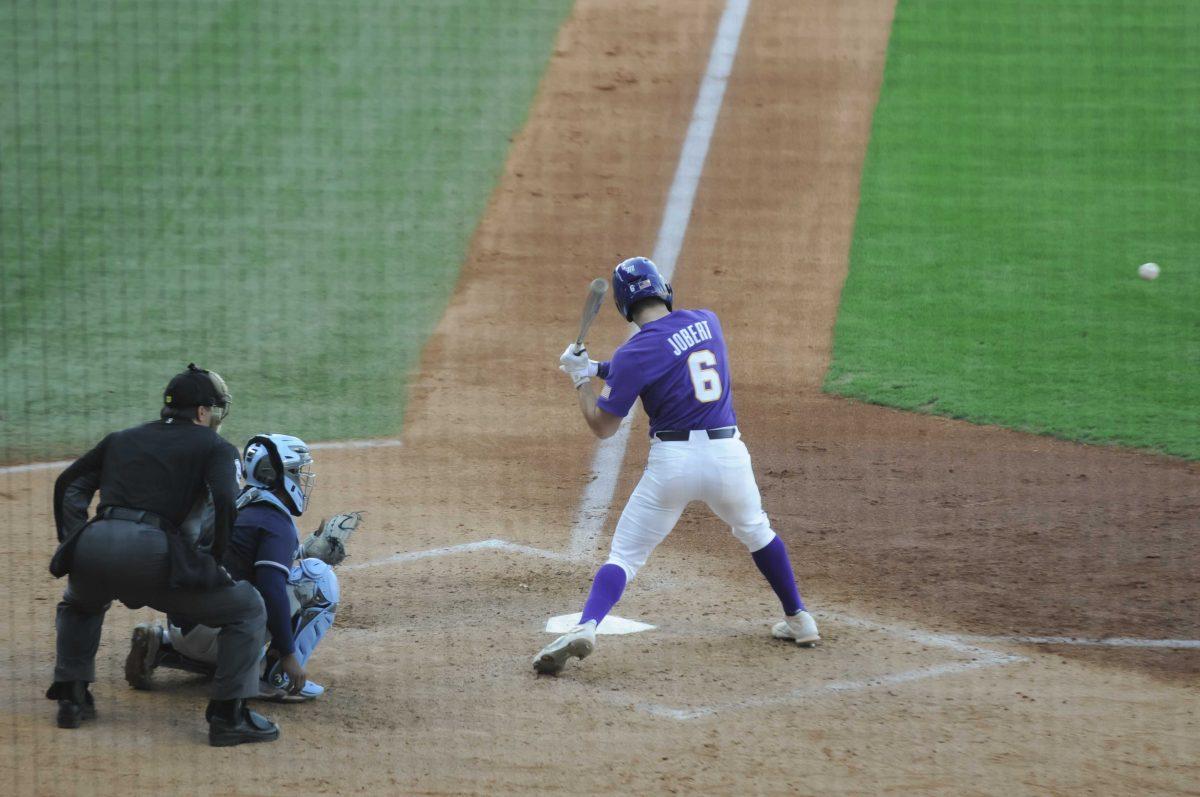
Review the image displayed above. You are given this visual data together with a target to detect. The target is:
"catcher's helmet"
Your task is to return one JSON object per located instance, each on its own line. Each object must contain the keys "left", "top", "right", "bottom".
{"left": 612, "top": 257, "right": 672, "bottom": 322}
{"left": 243, "top": 433, "right": 315, "bottom": 516}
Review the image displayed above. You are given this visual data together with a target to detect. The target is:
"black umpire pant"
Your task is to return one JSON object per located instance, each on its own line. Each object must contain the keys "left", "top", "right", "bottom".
{"left": 54, "top": 519, "right": 266, "bottom": 700}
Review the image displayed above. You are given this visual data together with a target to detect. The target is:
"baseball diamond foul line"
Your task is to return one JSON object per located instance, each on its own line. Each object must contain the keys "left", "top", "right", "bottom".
{"left": 962, "top": 635, "right": 1200, "bottom": 650}
{"left": 0, "top": 458, "right": 73, "bottom": 476}
{"left": 310, "top": 438, "right": 404, "bottom": 451}
{"left": 568, "top": 0, "right": 752, "bottom": 558}
{"left": 0, "top": 437, "right": 404, "bottom": 477}
{"left": 835, "top": 614, "right": 1200, "bottom": 651}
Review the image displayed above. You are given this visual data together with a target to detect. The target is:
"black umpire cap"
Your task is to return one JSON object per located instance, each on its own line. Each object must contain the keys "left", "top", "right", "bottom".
{"left": 163, "top": 363, "right": 232, "bottom": 411}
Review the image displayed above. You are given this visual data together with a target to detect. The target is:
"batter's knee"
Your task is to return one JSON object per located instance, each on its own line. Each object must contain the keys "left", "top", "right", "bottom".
{"left": 731, "top": 512, "right": 776, "bottom": 552}
{"left": 604, "top": 555, "right": 640, "bottom": 583}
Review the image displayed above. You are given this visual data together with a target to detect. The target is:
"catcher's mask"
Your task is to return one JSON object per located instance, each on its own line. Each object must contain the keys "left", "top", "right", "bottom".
{"left": 612, "top": 256, "right": 673, "bottom": 322}
{"left": 243, "top": 433, "right": 315, "bottom": 517}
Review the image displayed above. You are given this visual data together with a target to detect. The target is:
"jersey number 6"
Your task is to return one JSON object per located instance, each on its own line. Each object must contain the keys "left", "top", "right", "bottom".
{"left": 687, "top": 349, "right": 723, "bottom": 403}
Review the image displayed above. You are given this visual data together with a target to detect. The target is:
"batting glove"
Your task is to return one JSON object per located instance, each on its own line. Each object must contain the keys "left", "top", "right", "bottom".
{"left": 559, "top": 344, "right": 599, "bottom": 388}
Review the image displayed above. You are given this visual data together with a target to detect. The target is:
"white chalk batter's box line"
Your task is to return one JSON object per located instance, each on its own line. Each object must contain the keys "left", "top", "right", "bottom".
{"left": 612, "top": 613, "right": 1026, "bottom": 721}
{"left": 342, "top": 537, "right": 1200, "bottom": 720}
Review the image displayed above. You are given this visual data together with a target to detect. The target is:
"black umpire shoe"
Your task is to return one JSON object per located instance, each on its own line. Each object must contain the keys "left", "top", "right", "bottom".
{"left": 206, "top": 698, "right": 280, "bottom": 747}
{"left": 47, "top": 681, "right": 94, "bottom": 728}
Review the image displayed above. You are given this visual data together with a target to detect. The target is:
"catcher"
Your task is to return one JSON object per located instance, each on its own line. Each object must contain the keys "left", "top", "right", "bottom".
{"left": 123, "top": 433, "right": 363, "bottom": 700}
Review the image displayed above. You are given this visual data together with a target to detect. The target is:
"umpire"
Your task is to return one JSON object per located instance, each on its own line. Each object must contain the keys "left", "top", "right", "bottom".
{"left": 47, "top": 364, "right": 280, "bottom": 747}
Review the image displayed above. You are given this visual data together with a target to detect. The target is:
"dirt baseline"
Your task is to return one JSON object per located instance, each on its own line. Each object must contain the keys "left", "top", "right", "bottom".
{"left": 2, "top": 1, "right": 1197, "bottom": 794}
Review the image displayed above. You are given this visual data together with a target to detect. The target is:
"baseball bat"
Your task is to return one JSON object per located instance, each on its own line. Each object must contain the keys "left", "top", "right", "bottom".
{"left": 574, "top": 278, "right": 608, "bottom": 354}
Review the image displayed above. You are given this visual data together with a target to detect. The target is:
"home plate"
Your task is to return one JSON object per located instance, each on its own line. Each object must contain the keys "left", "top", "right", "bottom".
{"left": 544, "top": 613, "right": 655, "bottom": 635}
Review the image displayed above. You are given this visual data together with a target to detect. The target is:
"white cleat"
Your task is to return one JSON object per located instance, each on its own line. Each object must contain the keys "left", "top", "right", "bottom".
{"left": 533, "top": 620, "right": 597, "bottom": 675}
{"left": 256, "top": 677, "right": 325, "bottom": 702}
{"left": 772, "top": 610, "right": 820, "bottom": 647}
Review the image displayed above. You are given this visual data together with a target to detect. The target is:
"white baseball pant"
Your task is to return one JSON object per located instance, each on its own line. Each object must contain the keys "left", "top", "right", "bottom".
{"left": 606, "top": 431, "right": 777, "bottom": 581}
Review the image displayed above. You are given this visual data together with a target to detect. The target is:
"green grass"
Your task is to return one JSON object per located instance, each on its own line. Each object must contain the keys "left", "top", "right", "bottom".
{"left": 0, "top": 0, "right": 573, "bottom": 461}
{"left": 826, "top": 0, "right": 1200, "bottom": 459}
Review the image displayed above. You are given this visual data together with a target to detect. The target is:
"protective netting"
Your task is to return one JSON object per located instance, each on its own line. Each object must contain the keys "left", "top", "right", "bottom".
{"left": 2, "top": 1, "right": 1198, "bottom": 791}
{"left": 2, "top": 0, "right": 574, "bottom": 461}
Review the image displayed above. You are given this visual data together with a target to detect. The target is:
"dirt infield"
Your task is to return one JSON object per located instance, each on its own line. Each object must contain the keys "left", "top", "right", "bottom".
{"left": 2, "top": 1, "right": 1197, "bottom": 794}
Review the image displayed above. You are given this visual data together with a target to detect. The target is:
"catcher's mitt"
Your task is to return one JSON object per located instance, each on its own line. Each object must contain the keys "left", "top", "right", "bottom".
{"left": 300, "top": 511, "right": 363, "bottom": 566}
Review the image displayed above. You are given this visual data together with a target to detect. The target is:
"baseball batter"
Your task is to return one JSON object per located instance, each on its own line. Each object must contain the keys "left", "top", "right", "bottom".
{"left": 534, "top": 257, "right": 819, "bottom": 674}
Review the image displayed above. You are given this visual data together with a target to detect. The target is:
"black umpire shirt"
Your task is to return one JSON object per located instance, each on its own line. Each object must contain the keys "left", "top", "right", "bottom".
{"left": 53, "top": 420, "right": 240, "bottom": 560}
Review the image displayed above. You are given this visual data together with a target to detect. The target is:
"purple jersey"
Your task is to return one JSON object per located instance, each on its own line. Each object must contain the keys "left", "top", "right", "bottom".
{"left": 595, "top": 308, "right": 737, "bottom": 436}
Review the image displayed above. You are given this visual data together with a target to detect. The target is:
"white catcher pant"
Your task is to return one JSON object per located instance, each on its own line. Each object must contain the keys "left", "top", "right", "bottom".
{"left": 607, "top": 431, "right": 777, "bottom": 581}
{"left": 168, "top": 559, "right": 338, "bottom": 667}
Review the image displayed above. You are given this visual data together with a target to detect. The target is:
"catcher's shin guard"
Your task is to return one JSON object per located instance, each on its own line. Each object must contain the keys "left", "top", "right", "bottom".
{"left": 290, "top": 603, "right": 336, "bottom": 669}
{"left": 263, "top": 602, "right": 337, "bottom": 697}
{"left": 286, "top": 559, "right": 338, "bottom": 667}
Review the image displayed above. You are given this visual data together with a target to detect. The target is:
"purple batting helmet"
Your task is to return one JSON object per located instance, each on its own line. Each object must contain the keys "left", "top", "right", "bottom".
{"left": 612, "top": 257, "right": 673, "bottom": 322}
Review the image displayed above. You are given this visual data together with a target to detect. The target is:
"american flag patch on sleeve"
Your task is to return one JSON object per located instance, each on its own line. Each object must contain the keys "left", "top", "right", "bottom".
{"left": 600, "top": 384, "right": 612, "bottom": 400}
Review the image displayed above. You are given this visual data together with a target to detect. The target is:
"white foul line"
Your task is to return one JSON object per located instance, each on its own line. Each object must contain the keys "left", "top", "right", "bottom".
{"left": 963, "top": 635, "right": 1200, "bottom": 650}
{"left": 652, "top": 0, "right": 751, "bottom": 276}
{"left": 0, "top": 437, "right": 404, "bottom": 477}
{"left": 310, "top": 438, "right": 404, "bottom": 451}
{"left": 568, "top": 412, "right": 637, "bottom": 558}
{"left": 0, "top": 458, "right": 72, "bottom": 476}
{"left": 568, "top": 0, "right": 752, "bottom": 558}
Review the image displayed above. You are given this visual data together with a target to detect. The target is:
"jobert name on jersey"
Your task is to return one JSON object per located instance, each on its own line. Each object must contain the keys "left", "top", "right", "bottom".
{"left": 667, "top": 318, "right": 715, "bottom": 357}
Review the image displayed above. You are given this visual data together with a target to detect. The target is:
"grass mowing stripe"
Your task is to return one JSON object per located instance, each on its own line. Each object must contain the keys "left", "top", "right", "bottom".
{"left": 1, "top": 1, "right": 574, "bottom": 461}
{"left": 827, "top": 0, "right": 1200, "bottom": 459}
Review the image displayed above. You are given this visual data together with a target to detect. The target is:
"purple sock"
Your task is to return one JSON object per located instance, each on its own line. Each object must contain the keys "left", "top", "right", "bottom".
{"left": 580, "top": 564, "right": 627, "bottom": 626}
{"left": 751, "top": 535, "right": 805, "bottom": 616}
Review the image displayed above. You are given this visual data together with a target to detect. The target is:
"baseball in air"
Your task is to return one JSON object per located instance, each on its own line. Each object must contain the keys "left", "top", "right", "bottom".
{"left": 1138, "top": 262, "right": 1160, "bottom": 280}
